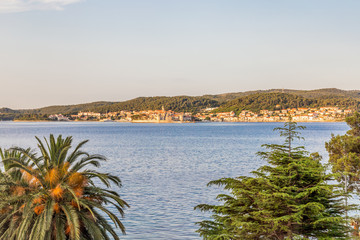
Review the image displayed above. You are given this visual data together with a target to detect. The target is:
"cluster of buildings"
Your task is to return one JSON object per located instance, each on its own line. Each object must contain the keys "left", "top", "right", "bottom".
{"left": 49, "top": 106, "right": 354, "bottom": 122}
{"left": 196, "top": 107, "right": 353, "bottom": 122}
{"left": 48, "top": 114, "right": 70, "bottom": 121}
{"left": 68, "top": 107, "right": 193, "bottom": 123}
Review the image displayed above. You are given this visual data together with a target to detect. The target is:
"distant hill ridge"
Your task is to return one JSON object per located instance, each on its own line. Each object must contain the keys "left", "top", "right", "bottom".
{"left": 213, "top": 92, "right": 359, "bottom": 114}
{"left": 204, "top": 88, "right": 360, "bottom": 102}
{"left": 1, "top": 88, "right": 360, "bottom": 115}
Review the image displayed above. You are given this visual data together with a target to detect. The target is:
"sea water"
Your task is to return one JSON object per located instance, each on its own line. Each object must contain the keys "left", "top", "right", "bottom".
{"left": 0, "top": 122, "right": 349, "bottom": 239}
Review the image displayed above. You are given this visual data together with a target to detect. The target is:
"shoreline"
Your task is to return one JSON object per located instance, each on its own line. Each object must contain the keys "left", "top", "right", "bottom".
{"left": 6, "top": 120, "right": 346, "bottom": 123}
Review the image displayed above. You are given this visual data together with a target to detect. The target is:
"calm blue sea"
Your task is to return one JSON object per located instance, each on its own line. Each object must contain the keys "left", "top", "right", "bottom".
{"left": 0, "top": 122, "right": 350, "bottom": 239}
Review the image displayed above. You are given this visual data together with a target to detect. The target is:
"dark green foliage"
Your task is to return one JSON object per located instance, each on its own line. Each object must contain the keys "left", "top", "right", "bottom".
{"left": 0, "top": 97, "right": 219, "bottom": 118}
{"left": 195, "top": 120, "right": 349, "bottom": 239}
{"left": 32, "top": 101, "right": 113, "bottom": 115}
{"left": 326, "top": 112, "right": 360, "bottom": 191}
{"left": 345, "top": 112, "right": 360, "bottom": 137}
{"left": 0, "top": 108, "right": 20, "bottom": 120}
{"left": 14, "top": 113, "right": 49, "bottom": 121}
{"left": 205, "top": 88, "right": 360, "bottom": 103}
{"left": 0, "top": 113, "right": 49, "bottom": 121}
{"left": 0, "top": 113, "right": 18, "bottom": 121}
{"left": 214, "top": 93, "right": 359, "bottom": 114}
{"left": 92, "top": 96, "right": 219, "bottom": 113}
{"left": 0, "top": 108, "right": 19, "bottom": 114}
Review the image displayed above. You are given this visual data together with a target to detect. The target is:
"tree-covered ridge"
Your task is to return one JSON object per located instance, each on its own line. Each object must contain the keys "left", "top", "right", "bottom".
{"left": 0, "top": 108, "right": 20, "bottom": 114}
{"left": 31, "top": 102, "right": 115, "bottom": 115}
{"left": 204, "top": 88, "right": 360, "bottom": 103}
{"left": 214, "top": 93, "right": 360, "bottom": 114}
{"left": 1, "top": 97, "right": 219, "bottom": 116}
{"left": 1, "top": 88, "right": 360, "bottom": 120}
{"left": 92, "top": 96, "right": 219, "bottom": 113}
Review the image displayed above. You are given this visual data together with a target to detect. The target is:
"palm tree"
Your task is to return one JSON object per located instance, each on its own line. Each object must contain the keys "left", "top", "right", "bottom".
{"left": 0, "top": 134, "right": 129, "bottom": 240}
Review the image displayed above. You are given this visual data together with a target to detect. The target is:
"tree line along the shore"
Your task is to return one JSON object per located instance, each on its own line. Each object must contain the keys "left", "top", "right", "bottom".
{"left": 0, "top": 113, "right": 360, "bottom": 239}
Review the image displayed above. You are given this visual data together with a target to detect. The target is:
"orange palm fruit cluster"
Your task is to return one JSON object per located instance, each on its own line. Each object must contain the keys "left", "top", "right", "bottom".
{"left": 50, "top": 185, "right": 64, "bottom": 199}
{"left": 53, "top": 203, "right": 60, "bottom": 213}
{"left": 11, "top": 186, "right": 25, "bottom": 196}
{"left": 45, "top": 168, "right": 59, "bottom": 186}
{"left": 34, "top": 205, "right": 45, "bottom": 215}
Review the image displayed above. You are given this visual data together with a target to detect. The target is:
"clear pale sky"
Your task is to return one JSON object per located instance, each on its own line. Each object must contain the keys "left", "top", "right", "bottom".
{"left": 1, "top": 0, "right": 359, "bottom": 109}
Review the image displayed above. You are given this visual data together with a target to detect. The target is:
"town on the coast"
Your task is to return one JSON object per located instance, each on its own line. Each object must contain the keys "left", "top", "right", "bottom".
{"left": 48, "top": 106, "right": 353, "bottom": 122}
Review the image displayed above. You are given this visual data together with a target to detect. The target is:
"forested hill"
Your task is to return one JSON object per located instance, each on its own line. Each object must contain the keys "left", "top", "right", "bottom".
{"left": 0, "top": 97, "right": 219, "bottom": 115}
{"left": 22, "top": 96, "right": 219, "bottom": 114}
{"left": 1, "top": 88, "right": 360, "bottom": 117}
{"left": 29, "top": 102, "right": 114, "bottom": 115}
{"left": 0, "top": 108, "right": 20, "bottom": 113}
{"left": 213, "top": 93, "right": 360, "bottom": 114}
{"left": 204, "top": 88, "right": 360, "bottom": 103}
{"left": 92, "top": 96, "right": 219, "bottom": 113}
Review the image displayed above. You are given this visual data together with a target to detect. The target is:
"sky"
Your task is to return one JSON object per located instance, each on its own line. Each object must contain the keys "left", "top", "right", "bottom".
{"left": 0, "top": 0, "right": 360, "bottom": 109}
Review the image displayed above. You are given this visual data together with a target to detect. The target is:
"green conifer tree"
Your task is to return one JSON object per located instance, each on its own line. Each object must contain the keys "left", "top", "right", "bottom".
{"left": 326, "top": 112, "right": 360, "bottom": 190}
{"left": 195, "top": 120, "right": 349, "bottom": 239}
{"left": 325, "top": 112, "right": 360, "bottom": 228}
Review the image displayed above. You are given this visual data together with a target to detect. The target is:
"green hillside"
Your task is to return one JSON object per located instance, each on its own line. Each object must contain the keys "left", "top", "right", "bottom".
{"left": 214, "top": 93, "right": 360, "bottom": 114}
{"left": 205, "top": 88, "right": 360, "bottom": 102}
{"left": 92, "top": 96, "right": 219, "bottom": 113}
{"left": 1, "top": 88, "right": 360, "bottom": 121}
{"left": 0, "top": 108, "right": 20, "bottom": 113}
{"left": 31, "top": 101, "right": 114, "bottom": 115}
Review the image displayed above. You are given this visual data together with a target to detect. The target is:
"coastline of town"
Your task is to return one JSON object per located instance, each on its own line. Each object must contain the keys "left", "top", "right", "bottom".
{"left": 38, "top": 106, "right": 353, "bottom": 123}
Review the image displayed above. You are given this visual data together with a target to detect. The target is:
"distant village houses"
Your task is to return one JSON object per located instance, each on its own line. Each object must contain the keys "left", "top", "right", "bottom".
{"left": 49, "top": 106, "right": 354, "bottom": 123}
{"left": 48, "top": 114, "right": 70, "bottom": 121}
